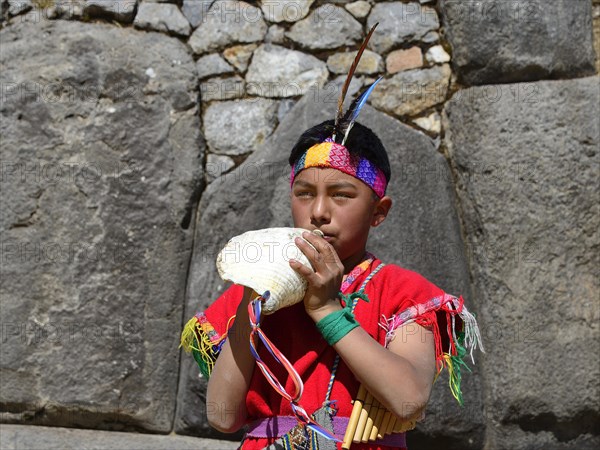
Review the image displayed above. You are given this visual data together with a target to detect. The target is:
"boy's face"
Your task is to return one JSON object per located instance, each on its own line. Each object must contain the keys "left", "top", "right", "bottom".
{"left": 290, "top": 167, "right": 391, "bottom": 267}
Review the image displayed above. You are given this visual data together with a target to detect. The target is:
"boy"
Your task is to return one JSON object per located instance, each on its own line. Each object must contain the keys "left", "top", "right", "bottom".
{"left": 182, "top": 120, "right": 482, "bottom": 450}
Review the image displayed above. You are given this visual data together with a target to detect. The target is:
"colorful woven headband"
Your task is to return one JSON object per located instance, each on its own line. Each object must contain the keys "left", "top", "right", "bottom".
{"left": 290, "top": 138, "right": 388, "bottom": 198}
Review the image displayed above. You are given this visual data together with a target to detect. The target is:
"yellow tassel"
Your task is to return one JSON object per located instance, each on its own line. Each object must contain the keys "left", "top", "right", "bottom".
{"left": 180, "top": 316, "right": 201, "bottom": 352}
{"left": 442, "top": 354, "right": 461, "bottom": 403}
{"left": 180, "top": 314, "right": 236, "bottom": 378}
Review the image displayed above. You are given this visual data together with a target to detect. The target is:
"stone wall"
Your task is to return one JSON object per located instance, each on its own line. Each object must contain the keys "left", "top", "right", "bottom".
{"left": 1, "top": 1, "right": 598, "bottom": 449}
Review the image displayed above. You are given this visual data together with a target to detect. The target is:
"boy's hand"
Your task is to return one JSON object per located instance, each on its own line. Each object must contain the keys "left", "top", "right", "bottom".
{"left": 289, "top": 231, "right": 344, "bottom": 322}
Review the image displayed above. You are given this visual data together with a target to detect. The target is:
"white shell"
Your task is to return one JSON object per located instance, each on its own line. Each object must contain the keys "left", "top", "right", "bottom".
{"left": 216, "top": 228, "right": 318, "bottom": 314}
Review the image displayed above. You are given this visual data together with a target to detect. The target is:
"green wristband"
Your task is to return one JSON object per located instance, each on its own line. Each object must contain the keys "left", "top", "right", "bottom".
{"left": 315, "top": 308, "right": 360, "bottom": 346}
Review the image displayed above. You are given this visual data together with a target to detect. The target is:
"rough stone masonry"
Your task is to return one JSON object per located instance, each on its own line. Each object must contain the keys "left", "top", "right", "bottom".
{"left": 0, "top": 1, "right": 598, "bottom": 449}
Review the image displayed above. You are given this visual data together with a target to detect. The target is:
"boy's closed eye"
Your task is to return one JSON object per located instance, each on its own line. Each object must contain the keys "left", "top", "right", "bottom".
{"left": 294, "top": 190, "right": 314, "bottom": 197}
{"left": 293, "top": 190, "right": 354, "bottom": 199}
{"left": 333, "top": 192, "right": 354, "bottom": 198}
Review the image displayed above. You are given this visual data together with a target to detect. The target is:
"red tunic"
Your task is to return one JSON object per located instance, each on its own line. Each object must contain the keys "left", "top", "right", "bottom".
{"left": 197, "top": 256, "right": 465, "bottom": 450}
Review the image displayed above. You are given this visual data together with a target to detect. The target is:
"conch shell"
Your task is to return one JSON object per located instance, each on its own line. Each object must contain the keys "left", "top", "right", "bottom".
{"left": 216, "top": 228, "right": 323, "bottom": 314}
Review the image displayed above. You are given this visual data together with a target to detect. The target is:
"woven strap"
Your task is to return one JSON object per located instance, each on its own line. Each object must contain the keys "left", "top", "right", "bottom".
{"left": 248, "top": 292, "right": 340, "bottom": 442}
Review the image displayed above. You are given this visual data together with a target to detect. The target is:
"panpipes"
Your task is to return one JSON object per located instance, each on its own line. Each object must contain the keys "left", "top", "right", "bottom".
{"left": 341, "top": 384, "right": 417, "bottom": 449}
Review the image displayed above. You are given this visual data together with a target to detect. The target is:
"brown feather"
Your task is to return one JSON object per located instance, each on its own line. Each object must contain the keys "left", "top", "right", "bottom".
{"left": 333, "top": 22, "right": 379, "bottom": 140}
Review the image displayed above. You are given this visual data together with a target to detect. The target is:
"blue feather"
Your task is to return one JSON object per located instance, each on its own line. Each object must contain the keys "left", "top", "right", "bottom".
{"left": 341, "top": 77, "right": 383, "bottom": 145}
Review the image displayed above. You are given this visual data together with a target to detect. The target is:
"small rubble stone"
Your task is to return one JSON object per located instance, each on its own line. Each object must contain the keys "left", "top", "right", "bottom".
{"left": 203, "top": 99, "right": 279, "bottom": 155}
{"left": 370, "top": 64, "right": 451, "bottom": 116}
{"left": 286, "top": 5, "right": 363, "bottom": 50}
{"left": 196, "top": 54, "right": 235, "bottom": 80}
{"left": 266, "top": 24, "right": 286, "bottom": 44}
{"left": 368, "top": 2, "right": 439, "bottom": 54}
{"left": 189, "top": 1, "right": 267, "bottom": 55}
{"left": 223, "top": 44, "right": 257, "bottom": 73}
{"left": 8, "top": 0, "right": 32, "bottom": 16}
{"left": 345, "top": 0, "right": 371, "bottom": 19}
{"left": 182, "top": 0, "right": 213, "bottom": 28}
{"left": 425, "top": 45, "right": 451, "bottom": 64}
{"left": 85, "top": 0, "right": 137, "bottom": 23}
{"left": 386, "top": 47, "right": 423, "bottom": 74}
{"left": 413, "top": 112, "right": 441, "bottom": 134}
{"left": 327, "top": 50, "right": 383, "bottom": 75}
{"left": 134, "top": 3, "right": 191, "bottom": 37}
{"left": 200, "top": 76, "right": 245, "bottom": 102}
{"left": 260, "top": 0, "right": 314, "bottom": 23}
{"left": 206, "top": 154, "right": 236, "bottom": 182}
{"left": 422, "top": 31, "right": 439, "bottom": 44}
{"left": 246, "top": 45, "right": 328, "bottom": 98}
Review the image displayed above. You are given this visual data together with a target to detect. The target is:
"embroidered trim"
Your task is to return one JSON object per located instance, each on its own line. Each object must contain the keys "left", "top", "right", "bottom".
{"left": 340, "top": 252, "right": 375, "bottom": 292}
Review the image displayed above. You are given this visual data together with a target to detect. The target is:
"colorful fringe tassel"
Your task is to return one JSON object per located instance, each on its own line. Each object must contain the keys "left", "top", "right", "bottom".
{"left": 381, "top": 293, "right": 484, "bottom": 406}
{"left": 180, "top": 312, "right": 231, "bottom": 378}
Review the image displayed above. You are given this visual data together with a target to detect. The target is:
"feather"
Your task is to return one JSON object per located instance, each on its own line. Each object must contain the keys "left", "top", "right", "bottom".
{"left": 332, "top": 22, "right": 379, "bottom": 142}
{"left": 340, "top": 76, "right": 383, "bottom": 146}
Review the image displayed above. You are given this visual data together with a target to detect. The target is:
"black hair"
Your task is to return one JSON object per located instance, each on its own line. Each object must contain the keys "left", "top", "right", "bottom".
{"left": 288, "top": 120, "right": 391, "bottom": 183}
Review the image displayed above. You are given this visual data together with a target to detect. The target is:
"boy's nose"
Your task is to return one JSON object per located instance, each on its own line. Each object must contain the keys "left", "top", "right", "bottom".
{"left": 310, "top": 197, "right": 331, "bottom": 225}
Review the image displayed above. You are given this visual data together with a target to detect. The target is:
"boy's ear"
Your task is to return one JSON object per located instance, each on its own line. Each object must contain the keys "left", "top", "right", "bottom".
{"left": 371, "top": 196, "right": 392, "bottom": 227}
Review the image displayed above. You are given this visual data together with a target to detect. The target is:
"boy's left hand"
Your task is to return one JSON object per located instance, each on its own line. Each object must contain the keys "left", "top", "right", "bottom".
{"left": 289, "top": 231, "right": 344, "bottom": 322}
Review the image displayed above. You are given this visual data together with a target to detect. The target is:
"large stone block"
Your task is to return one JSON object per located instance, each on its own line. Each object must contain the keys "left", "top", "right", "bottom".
{"left": 0, "top": 20, "right": 203, "bottom": 432}
{"left": 444, "top": 77, "right": 600, "bottom": 448}
{"left": 0, "top": 424, "right": 238, "bottom": 449}
{"left": 176, "top": 81, "right": 483, "bottom": 446}
{"left": 441, "top": 0, "right": 596, "bottom": 85}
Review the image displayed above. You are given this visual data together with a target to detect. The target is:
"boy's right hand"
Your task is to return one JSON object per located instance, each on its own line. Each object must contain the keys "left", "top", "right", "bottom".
{"left": 290, "top": 231, "right": 344, "bottom": 322}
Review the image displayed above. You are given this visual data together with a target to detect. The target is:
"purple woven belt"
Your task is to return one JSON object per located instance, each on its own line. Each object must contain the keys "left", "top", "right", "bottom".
{"left": 246, "top": 416, "right": 406, "bottom": 447}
